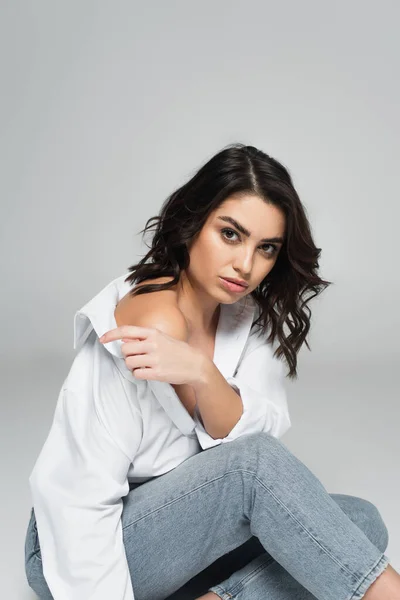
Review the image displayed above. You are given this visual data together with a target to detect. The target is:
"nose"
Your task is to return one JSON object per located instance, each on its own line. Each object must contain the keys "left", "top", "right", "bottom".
{"left": 233, "top": 246, "right": 254, "bottom": 275}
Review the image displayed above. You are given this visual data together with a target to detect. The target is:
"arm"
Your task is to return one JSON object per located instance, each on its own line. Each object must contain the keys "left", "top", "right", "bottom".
{"left": 133, "top": 306, "right": 244, "bottom": 439}
{"left": 191, "top": 326, "right": 291, "bottom": 449}
{"left": 132, "top": 304, "right": 291, "bottom": 449}
{"left": 29, "top": 378, "right": 142, "bottom": 599}
{"left": 191, "top": 360, "right": 244, "bottom": 439}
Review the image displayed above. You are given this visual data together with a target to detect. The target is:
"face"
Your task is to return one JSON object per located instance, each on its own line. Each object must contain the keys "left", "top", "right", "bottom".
{"left": 186, "top": 194, "right": 286, "bottom": 303}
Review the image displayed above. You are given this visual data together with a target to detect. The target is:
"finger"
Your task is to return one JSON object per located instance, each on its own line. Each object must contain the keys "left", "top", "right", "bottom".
{"left": 131, "top": 367, "right": 157, "bottom": 380}
{"left": 120, "top": 339, "right": 150, "bottom": 357}
{"left": 131, "top": 368, "right": 147, "bottom": 379}
{"left": 99, "top": 326, "right": 151, "bottom": 343}
{"left": 126, "top": 354, "right": 154, "bottom": 371}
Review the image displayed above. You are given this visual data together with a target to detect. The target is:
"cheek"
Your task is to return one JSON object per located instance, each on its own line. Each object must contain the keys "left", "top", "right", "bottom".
{"left": 190, "top": 232, "right": 220, "bottom": 263}
{"left": 251, "top": 257, "right": 274, "bottom": 280}
{"left": 201, "top": 231, "right": 223, "bottom": 254}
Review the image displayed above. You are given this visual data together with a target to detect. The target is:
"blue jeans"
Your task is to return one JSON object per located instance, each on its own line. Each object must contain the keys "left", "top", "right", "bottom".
{"left": 25, "top": 432, "right": 390, "bottom": 599}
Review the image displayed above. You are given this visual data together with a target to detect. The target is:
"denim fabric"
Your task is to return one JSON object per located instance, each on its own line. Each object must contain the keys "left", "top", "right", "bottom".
{"left": 25, "top": 431, "right": 389, "bottom": 599}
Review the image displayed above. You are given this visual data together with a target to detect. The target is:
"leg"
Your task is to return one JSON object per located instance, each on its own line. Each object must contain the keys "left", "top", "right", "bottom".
{"left": 168, "top": 493, "right": 389, "bottom": 599}
{"left": 24, "top": 507, "right": 53, "bottom": 599}
{"left": 25, "top": 432, "right": 391, "bottom": 600}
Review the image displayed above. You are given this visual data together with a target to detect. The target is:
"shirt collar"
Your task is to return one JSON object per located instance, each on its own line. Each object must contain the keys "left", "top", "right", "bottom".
{"left": 74, "top": 273, "right": 133, "bottom": 359}
{"left": 73, "top": 273, "right": 256, "bottom": 435}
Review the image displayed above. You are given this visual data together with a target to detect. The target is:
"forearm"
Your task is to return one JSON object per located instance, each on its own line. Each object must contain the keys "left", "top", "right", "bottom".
{"left": 191, "top": 355, "right": 243, "bottom": 439}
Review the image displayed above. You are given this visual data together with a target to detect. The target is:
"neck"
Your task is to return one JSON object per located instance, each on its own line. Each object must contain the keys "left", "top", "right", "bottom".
{"left": 175, "top": 272, "right": 221, "bottom": 337}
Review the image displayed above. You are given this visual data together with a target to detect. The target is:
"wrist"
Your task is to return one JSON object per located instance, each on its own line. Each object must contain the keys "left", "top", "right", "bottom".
{"left": 191, "top": 350, "right": 213, "bottom": 387}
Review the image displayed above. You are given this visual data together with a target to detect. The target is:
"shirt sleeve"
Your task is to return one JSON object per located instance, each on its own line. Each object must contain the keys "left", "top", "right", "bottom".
{"left": 192, "top": 326, "right": 291, "bottom": 450}
{"left": 29, "top": 383, "right": 142, "bottom": 600}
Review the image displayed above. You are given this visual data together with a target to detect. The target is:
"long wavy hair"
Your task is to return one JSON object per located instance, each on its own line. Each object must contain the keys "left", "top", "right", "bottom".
{"left": 124, "top": 143, "right": 332, "bottom": 379}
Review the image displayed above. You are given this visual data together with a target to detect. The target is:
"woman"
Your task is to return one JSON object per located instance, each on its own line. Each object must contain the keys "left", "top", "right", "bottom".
{"left": 24, "top": 143, "right": 398, "bottom": 599}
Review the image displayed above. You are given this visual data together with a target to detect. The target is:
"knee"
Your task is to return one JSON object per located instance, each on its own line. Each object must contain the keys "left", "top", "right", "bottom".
{"left": 238, "top": 431, "right": 289, "bottom": 469}
{"left": 240, "top": 431, "right": 284, "bottom": 455}
{"left": 236, "top": 432, "right": 332, "bottom": 499}
{"left": 354, "top": 497, "right": 389, "bottom": 554}
{"left": 365, "top": 500, "right": 389, "bottom": 553}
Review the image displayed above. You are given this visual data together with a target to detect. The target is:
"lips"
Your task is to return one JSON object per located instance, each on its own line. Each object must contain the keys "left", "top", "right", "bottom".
{"left": 223, "top": 278, "right": 248, "bottom": 288}
{"left": 219, "top": 277, "right": 248, "bottom": 294}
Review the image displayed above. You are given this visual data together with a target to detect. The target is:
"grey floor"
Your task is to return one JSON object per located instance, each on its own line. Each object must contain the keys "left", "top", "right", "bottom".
{"left": 2, "top": 354, "right": 398, "bottom": 599}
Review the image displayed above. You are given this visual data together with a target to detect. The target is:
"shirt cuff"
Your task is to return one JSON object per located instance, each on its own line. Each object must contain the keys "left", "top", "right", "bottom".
{"left": 192, "top": 376, "right": 291, "bottom": 450}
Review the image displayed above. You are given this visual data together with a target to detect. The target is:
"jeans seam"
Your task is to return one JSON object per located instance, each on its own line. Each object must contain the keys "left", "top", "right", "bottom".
{"left": 124, "top": 468, "right": 358, "bottom": 580}
{"left": 123, "top": 472, "right": 251, "bottom": 531}
{"left": 251, "top": 472, "right": 358, "bottom": 580}
{"left": 349, "top": 553, "right": 390, "bottom": 600}
{"left": 209, "top": 585, "right": 233, "bottom": 599}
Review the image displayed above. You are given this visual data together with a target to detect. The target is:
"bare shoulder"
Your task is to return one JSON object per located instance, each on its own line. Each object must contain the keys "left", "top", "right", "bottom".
{"left": 114, "top": 276, "right": 188, "bottom": 342}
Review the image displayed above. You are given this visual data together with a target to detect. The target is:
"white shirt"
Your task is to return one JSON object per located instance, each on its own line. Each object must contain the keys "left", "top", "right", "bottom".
{"left": 29, "top": 272, "right": 291, "bottom": 600}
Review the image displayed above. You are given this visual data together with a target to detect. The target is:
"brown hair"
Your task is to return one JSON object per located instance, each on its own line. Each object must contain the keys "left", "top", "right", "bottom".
{"left": 124, "top": 143, "right": 332, "bottom": 379}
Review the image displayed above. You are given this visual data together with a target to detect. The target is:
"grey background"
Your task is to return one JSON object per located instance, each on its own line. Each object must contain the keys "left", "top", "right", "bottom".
{"left": 1, "top": 1, "right": 399, "bottom": 598}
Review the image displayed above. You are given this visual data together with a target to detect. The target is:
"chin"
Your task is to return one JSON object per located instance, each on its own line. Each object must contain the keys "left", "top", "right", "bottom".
{"left": 218, "top": 290, "right": 246, "bottom": 304}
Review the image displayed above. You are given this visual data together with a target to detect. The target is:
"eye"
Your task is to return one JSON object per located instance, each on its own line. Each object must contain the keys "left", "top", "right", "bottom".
{"left": 220, "top": 228, "right": 279, "bottom": 257}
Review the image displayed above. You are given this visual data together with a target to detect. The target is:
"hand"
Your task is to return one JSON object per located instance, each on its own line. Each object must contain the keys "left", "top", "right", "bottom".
{"left": 98, "top": 325, "right": 206, "bottom": 385}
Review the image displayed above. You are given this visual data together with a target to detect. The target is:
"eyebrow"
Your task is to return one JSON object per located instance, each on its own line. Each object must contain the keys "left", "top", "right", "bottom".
{"left": 216, "top": 216, "right": 285, "bottom": 245}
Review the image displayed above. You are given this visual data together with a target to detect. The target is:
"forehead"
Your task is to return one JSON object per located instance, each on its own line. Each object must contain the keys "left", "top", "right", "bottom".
{"left": 211, "top": 195, "right": 286, "bottom": 235}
